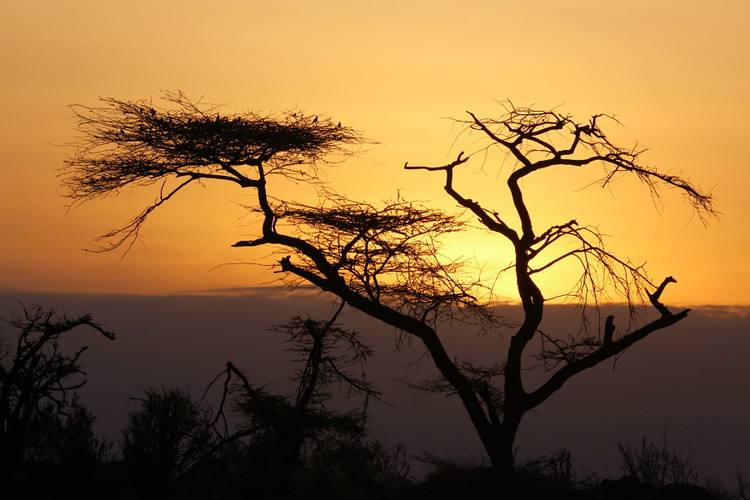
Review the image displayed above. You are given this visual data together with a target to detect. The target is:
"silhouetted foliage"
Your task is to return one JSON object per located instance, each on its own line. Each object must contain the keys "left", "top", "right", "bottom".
{"left": 63, "top": 91, "right": 366, "bottom": 253}
{"left": 64, "top": 93, "right": 714, "bottom": 484}
{"left": 210, "top": 306, "right": 381, "bottom": 497}
{"left": 617, "top": 433, "right": 698, "bottom": 487}
{"left": 121, "top": 386, "right": 217, "bottom": 483}
{"left": 516, "top": 447, "right": 579, "bottom": 491}
{"left": 731, "top": 472, "right": 750, "bottom": 500}
{"left": 25, "top": 395, "right": 112, "bottom": 465}
{"left": 0, "top": 303, "right": 114, "bottom": 475}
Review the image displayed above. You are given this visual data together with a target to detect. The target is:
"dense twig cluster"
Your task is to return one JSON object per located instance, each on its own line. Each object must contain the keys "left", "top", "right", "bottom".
{"left": 239, "top": 194, "right": 496, "bottom": 330}
{"left": 121, "top": 387, "right": 216, "bottom": 479}
{"left": 63, "top": 91, "right": 365, "bottom": 252}
{"left": 456, "top": 104, "right": 713, "bottom": 219}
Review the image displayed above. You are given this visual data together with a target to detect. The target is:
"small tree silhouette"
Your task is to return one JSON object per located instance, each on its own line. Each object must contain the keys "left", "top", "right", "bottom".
{"left": 0, "top": 303, "right": 114, "bottom": 475}
{"left": 121, "top": 386, "right": 217, "bottom": 483}
{"left": 210, "top": 304, "right": 379, "bottom": 496}
{"left": 25, "top": 395, "right": 112, "bottom": 465}
{"left": 63, "top": 93, "right": 714, "bottom": 484}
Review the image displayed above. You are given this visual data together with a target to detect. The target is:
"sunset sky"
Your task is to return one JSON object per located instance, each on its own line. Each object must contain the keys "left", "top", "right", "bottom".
{"left": 2, "top": 0, "right": 749, "bottom": 305}
{"left": 2, "top": 2, "right": 750, "bottom": 484}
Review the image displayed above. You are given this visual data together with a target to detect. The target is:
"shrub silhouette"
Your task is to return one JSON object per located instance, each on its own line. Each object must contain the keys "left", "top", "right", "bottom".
{"left": 121, "top": 386, "right": 217, "bottom": 484}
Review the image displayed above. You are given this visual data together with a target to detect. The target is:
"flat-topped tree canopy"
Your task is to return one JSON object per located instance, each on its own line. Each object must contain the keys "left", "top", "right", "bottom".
{"left": 64, "top": 91, "right": 364, "bottom": 197}
{"left": 62, "top": 91, "right": 367, "bottom": 251}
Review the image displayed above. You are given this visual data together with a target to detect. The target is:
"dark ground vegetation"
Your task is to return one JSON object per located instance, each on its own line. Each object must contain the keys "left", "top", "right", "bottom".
{"left": 3, "top": 442, "right": 737, "bottom": 500}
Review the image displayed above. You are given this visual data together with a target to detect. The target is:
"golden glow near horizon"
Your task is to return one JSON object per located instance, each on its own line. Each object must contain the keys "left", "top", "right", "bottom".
{"left": 1, "top": 1, "right": 748, "bottom": 305}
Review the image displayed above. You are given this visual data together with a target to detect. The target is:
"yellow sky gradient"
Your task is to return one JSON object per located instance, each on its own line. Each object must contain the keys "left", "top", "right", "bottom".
{"left": 1, "top": 0, "right": 748, "bottom": 305}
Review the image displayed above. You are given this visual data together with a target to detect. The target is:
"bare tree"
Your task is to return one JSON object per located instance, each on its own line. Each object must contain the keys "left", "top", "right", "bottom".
{"left": 0, "top": 304, "right": 114, "bottom": 473}
{"left": 62, "top": 94, "right": 713, "bottom": 483}
{"left": 403, "top": 105, "right": 714, "bottom": 478}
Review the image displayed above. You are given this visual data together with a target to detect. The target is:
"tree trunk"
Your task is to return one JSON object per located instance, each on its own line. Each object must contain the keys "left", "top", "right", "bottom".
{"left": 491, "top": 441, "right": 516, "bottom": 485}
{"left": 487, "top": 414, "right": 523, "bottom": 486}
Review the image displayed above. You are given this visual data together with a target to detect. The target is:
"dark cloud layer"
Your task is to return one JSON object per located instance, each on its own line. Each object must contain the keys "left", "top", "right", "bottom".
{"left": 1, "top": 290, "right": 747, "bottom": 482}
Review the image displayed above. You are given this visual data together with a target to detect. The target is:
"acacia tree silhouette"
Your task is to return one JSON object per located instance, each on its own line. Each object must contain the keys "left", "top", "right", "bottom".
{"left": 62, "top": 92, "right": 713, "bottom": 483}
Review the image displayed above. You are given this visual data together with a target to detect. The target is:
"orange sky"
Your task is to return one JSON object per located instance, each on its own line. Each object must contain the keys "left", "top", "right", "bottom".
{"left": 1, "top": 1, "right": 748, "bottom": 305}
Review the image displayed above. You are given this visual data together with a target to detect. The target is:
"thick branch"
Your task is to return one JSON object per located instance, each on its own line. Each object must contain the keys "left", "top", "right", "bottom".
{"left": 405, "top": 153, "right": 518, "bottom": 242}
{"left": 647, "top": 276, "right": 678, "bottom": 316}
{"left": 276, "top": 255, "right": 497, "bottom": 449}
{"left": 527, "top": 278, "right": 688, "bottom": 411}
